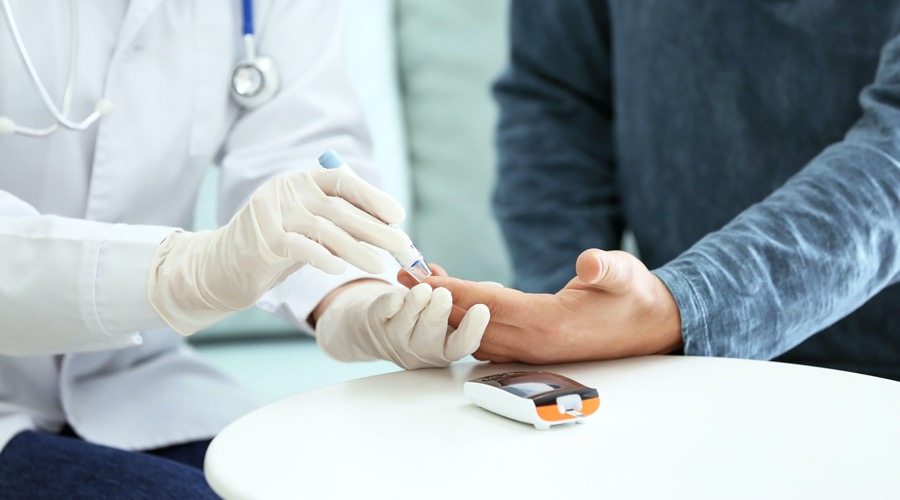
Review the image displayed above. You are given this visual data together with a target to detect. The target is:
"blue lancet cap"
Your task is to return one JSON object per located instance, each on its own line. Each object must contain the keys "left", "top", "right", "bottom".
{"left": 317, "top": 149, "right": 344, "bottom": 169}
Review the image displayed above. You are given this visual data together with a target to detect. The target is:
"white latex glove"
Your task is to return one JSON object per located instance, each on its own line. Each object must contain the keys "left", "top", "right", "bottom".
{"left": 149, "top": 167, "right": 411, "bottom": 335}
{"left": 315, "top": 282, "right": 491, "bottom": 369}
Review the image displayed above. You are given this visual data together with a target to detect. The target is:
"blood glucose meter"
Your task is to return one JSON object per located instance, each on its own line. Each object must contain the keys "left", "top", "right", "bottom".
{"left": 464, "top": 371, "right": 600, "bottom": 430}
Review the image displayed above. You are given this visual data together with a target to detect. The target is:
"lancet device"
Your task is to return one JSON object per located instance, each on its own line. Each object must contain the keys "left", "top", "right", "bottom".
{"left": 317, "top": 149, "right": 433, "bottom": 282}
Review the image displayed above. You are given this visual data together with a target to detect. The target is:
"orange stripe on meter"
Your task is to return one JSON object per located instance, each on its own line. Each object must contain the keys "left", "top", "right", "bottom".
{"left": 536, "top": 396, "right": 601, "bottom": 422}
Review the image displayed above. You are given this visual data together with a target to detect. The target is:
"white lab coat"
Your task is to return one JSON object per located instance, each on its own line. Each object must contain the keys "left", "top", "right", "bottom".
{"left": 0, "top": 0, "right": 382, "bottom": 450}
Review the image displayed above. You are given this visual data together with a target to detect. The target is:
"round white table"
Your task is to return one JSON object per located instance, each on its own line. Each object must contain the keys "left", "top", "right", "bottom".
{"left": 204, "top": 356, "right": 900, "bottom": 499}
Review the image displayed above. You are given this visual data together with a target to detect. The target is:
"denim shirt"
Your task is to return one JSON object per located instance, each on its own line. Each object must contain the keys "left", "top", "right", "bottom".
{"left": 493, "top": 1, "right": 900, "bottom": 379}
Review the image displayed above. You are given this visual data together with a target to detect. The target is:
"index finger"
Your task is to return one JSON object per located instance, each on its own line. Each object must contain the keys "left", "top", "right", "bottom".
{"left": 311, "top": 167, "right": 406, "bottom": 225}
{"left": 397, "top": 262, "right": 448, "bottom": 289}
{"left": 424, "top": 275, "right": 532, "bottom": 325}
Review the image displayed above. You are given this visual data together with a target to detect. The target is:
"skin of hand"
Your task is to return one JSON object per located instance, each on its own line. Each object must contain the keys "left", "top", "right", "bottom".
{"left": 397, "top": 249, "right": 684, "bottom": 364}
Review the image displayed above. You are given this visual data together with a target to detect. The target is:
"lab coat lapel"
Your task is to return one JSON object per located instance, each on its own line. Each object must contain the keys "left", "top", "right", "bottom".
{"left": 113, "top": 0, "right": 166, "bottom": 60}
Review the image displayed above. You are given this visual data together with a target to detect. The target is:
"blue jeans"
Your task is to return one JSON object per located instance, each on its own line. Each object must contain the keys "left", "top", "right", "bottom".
{"left": 0, "top": 428, "right": 218, "bottom": 498}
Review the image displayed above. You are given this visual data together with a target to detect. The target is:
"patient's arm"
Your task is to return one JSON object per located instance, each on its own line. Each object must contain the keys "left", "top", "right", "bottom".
{"left": 398, "top": 250, "right": 683, "bottom": 364}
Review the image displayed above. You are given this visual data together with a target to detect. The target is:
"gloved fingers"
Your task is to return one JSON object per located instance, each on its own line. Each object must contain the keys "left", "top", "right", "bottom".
{"left": 311, "top": 196, "right": 410, "bottom": 254}
{"left": 447, "top": 303, "right": 469, "bottom": 330}
{"left": 369, "top": 290, "right": 404, "bottom": 323}
{"left": 284, "top": 214, "right": 386, "bottom": 275}
{"left": 284, "top": 171, "right": 409, "bottom": 255}
{"left": 280, "top": 232, "right": 346, "bottom": 275}
{"left": 310, "top": 166, "right": 406, "bottom": 225}
{"left": 368, "top": 287, "right": 406, "bottom": 323}
{"left": 384, "top": 283, "right": 432, "bottom": 341}
{"left": 407, "top": 287, "right": 454, "bottom": 365}
{"left": 444, "top": 303, "right": 490, "bottom": 361}
{"left": 367, "top": 289, "right": 410, "bottom": 368}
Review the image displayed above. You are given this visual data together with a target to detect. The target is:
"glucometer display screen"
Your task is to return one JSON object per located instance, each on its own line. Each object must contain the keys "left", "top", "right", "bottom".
{"left": 473, "top": 371, "right": 596, "bottom": 402}
{"left": 500, "top": 382, "right": 561, "bottom": 398}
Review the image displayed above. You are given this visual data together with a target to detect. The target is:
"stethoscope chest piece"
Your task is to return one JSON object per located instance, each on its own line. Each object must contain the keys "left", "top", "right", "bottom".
{"left": 230, "top": 0, "right": 279, "bottom": 109}
{"left": 231, "top": 55, "right": 279, "bottom": 108}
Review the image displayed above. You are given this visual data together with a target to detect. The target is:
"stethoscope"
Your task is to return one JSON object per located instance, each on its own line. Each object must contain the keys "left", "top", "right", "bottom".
{"left": 231, "top": 0, "right": 279, "bottom": 108}
{"left": 0, "top": 0, "right": 279, "bottom": 138}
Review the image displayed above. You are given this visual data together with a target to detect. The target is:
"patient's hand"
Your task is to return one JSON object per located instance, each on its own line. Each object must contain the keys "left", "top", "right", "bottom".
{"left": 398, "top": 249, "right": 684, "bottom": 364}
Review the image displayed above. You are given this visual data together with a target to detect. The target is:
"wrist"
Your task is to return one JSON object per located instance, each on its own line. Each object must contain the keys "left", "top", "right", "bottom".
{"left": 650, "top": 276, "right": 684, "bottom": 354}
{"left": 148, "top": 230, "right": 233, "bottom": 335}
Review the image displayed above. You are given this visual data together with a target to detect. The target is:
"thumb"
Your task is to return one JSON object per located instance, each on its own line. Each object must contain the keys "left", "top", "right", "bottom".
{"left": 369, "top": 288, "right": 406, "bottom": 322}
{"left": 575, "top": 249, "right": 635, "bottom": 292}
{"left": 444, "top": 303, "right": 490, "bottom": 361}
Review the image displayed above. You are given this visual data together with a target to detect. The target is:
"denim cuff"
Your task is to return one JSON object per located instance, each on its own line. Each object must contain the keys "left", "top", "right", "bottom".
{"left": 652, "top": 265, "right": 714, "bottom": 356}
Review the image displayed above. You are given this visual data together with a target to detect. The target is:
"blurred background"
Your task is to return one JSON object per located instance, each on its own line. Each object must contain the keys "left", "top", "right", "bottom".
{"left": 191, "top": 0, "right": 513, "bottom": 403}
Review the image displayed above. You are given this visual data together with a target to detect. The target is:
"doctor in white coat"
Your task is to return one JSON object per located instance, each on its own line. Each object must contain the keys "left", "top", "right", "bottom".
{"left": 0, "top": 0, "right": 489, "bottom": 496}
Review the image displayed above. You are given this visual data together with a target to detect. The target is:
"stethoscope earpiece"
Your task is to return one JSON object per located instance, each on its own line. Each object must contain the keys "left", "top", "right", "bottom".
{"left": 0, "top": 117, "right": 16, "bottom": 136}
{"left": 95, "top": 99, "right": 115, "bottom": 117}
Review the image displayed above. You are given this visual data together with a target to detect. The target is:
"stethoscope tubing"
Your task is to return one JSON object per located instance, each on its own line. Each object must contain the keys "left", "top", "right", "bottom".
{"left": 1, "top": 0, "right": 273, "bottom": 137}
{"left": 0, "top": 0, "right": 104, "bottom": 136}
{"left": 242, "top": 0, "right": 254, "bottom": 36}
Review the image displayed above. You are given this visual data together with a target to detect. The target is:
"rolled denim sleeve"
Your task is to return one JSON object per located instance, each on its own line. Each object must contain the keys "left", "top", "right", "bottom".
{"left": 493, "top": 1, "right": 622, "bottom": 293}
{"left": 654, "top": 35, "right": 900, "bottom": 359}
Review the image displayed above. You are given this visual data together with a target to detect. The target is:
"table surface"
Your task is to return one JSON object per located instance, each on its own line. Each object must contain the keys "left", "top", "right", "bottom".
{"left": 205, "top": 356, "right": 900, "bottom": 499}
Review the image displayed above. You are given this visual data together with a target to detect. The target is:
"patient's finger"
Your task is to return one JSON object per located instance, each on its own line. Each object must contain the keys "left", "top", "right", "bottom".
{"left": 428, "top": 263, "right": 449, "bottom": 277}
{"left": 473, "top": 321, "right": 532, "bottom": 362}
{"left": 427, "top": 276, "right": 533, "bottom": 326}
{"left": 397, "top": 262, "right": 449, "bottom": 290}
{"left": 397, "top": 269, "right": 418, "bottom": 289}
{"left": 447, "top": 303, "right": 468, "bottom": 329}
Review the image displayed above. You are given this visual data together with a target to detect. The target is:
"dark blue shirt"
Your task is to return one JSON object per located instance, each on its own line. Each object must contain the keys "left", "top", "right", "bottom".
{"left": 494, "top": 1, "right": 900, "bottom": 379}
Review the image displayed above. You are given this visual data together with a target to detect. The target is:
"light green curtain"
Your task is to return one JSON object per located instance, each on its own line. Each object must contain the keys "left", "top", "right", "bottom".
{"left": 397, "top": 0, "right": 512, "bottom": 285}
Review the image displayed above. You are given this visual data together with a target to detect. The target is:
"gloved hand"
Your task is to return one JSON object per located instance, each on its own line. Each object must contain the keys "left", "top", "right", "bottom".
{"left": 149, "top": 167, "right": 411, "bottom": 335}
{"left": 314, "top": 281, "right": 490, "bottom": 369}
